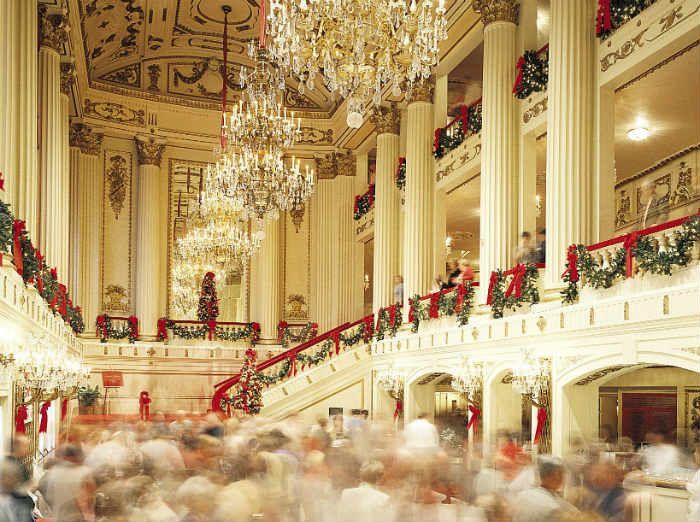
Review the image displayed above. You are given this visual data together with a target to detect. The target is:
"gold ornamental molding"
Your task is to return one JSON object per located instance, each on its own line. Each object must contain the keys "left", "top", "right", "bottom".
{"left": 39, "top": 6, "right": 69, "bottom": 53}
{"left": 69, "top": 122, "right": 104, "bottom": 156}
{"left": 523, "top": 97, "right": 548, "bottom": 124}
{"left": 472, "top": 0, "right": 519, "bottom": 26}
{"left": 615, "top": 143, "right": 700, "bottom": 189}
{"left": 371, "top": 103, "right": 401, "bottom": 135}
{"left": 60, "top": 60, "right": 76, "bottom": 96}
{"left": 135, "top": 135, "right": 166, "bottom": 167}
{"left": 84, "top": 99, "right": 146, "bottom": 126}
{"left": 407, "top": 78, "right": 435, "bottom": 104}
{"left": 314, "top": 150, "right": 356, "bottom": 179}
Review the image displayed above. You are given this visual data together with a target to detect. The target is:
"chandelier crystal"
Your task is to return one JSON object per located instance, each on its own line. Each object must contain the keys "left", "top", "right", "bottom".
{"left": 10, "top": 336, "right": 89, "bottom": 393}
{"left": 452, "top": 359, "right": 483, "bottom": 397}
{"left": 511, "top": 349, "right": 550, "bottom": 400}
{"left": 265, "top": 0, "right": 448, "bottom": 127}
{"left": 377, "top": 366, "right": 405, "bottom": 397}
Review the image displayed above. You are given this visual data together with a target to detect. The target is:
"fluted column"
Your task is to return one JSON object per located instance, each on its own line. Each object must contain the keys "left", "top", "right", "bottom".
{"left": 353, "top": 152, "right": 368, "bottom": 317}
{"left": 371, "top": 105, "right": 401, "bottom": 311}
{"left": 544, "top": 0, "right": 595, "bottom": 288}
{"left": 135, "top": 135, "right": 166, "bottom": 338}
{"left": 0, "top": 0, "right": 11, "bottom": 205}
{"left": 250, "top": 219, "right": 281, "bottom": 341}
{"left": 70, "top": 123, "right": 104, "bottom": 327}
{"left": 403, "top": 82, "right": 435, "bottom": 301}
{"left": 310, "top": 173, "right": 336, "bottom": 331}
{"left": 334, "top": 152, "right": 357, "bottom": 323}
{"left": 475, "top": 0, "right": 519, "bottom": 299}
{"left": 38, "top": 7, "right": 69, "bottom": 275}
{"left": 59, "top": 60, "right": 74, "bottom": 287}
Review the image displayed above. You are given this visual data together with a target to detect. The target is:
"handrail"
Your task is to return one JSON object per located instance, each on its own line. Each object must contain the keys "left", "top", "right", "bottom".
{"left": 212, "top": 315, "right": 374, "bottom": 412}
{"left": 168, "top": 319, "right": 252, "bottom": 326}
{"left": 442, "top": 97, "right": 482, "bottom": 133}
{"left": 417, "top": 281, "right": 481, "bottom": 302}
{"left": 587, "top": 213, "right": 698, "bottom": 252}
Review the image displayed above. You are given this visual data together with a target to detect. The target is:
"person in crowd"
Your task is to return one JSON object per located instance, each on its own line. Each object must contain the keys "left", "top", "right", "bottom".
{"left": 589, "top": 462, "right": 631, "bottom": 522}
{"left": 686, "top": 444, "right": 700, "bottom": 522}
{"left": 431, "top": 275, "right": 445, "bottom": 292}
{"left": 403, "top": 413, "right": 440, "bottom": 454}
{"left": 640, "top": 429, "right": 681, "bottom": 475}
{"left": 445, "top": 257, "right": 475, "bottom": 288}
{"left": 510, "top": 456, "right": 578, "bottom": 522}
{"left": 38, "top": 444, "right": 91, "bottom": 515}
{"left": 55, "top": 474, "right": 97, "bottom": 522}
{"left": 393, "top": 275, "right": 404, "bottom": 305}
{"left": 0, "top": 459, "right": 34, "bottom": 522}
{"left": 514, "top": 231, "right": 536, "bottom": 264}
{"left": 337, "top": 460, "right": 393, "bottom": 522}
{"left": 536, "top": 228, "right": 546, "bottom": 264}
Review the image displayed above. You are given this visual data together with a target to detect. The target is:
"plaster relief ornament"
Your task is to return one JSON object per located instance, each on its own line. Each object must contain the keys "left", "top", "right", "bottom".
{"left": 105, "top": 154, "right": 130, "bottom": 219}
{"left": 103, "top": 284, "right": 129, "bottom": 312}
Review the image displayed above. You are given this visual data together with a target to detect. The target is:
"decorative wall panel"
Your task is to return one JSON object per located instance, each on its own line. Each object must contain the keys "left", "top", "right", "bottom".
{"left": 283, "top": 209, "right": 311, "bottom": 321}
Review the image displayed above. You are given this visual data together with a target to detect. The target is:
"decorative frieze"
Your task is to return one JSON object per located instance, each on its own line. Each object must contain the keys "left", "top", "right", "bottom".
{"left": 69, "top": 123, "right": 104, "bottom": 156}
{"left": 135, "top": 135, "right": 166, "bottom": 167}
{"left": 314, "top": 150, "right": 355, "bottom": 179}
{"left": 472, "top": 0, "right": 519, "bottom": 26}
{"left": 39, "top": 7, "right": 69, "bottom": 53}
{"left": 371, "top": 104, "right": 401, "bottom": 135}
{"left": 60, "top": 60, "right": 76, "bottom": 96}
{"left": 84, "top": 99, "right": 146, "bottom": 126}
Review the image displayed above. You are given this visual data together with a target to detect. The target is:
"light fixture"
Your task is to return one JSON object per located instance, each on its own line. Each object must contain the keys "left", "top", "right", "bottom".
{"left": 377, "top": 366, "right": 405, "bottom": 398}
{"left": 510, "top": 349, "right": 550, "bottom": 401}
{"left": 627, "top": 127, "right": 651, "bottom": 141}
{"left": 452, "top": 359, "right": 483, "bottom": 398}
{"left": 265, "top": 0, "right": 448, "bottom": 127}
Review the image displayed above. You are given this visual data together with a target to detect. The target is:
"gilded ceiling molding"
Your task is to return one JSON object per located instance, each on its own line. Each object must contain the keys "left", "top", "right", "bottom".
{"left": 135, "top": 135, "right": 166, "bottom": 167}
{"left": 472, "top": 0, "right": 520, "bottom": 26}
{"left": 60, "top": 61, "right": 76, "bottom": 96}
{"left": 298, "top": 127, "right": 334, "bottom": 145}
{"left": 371, "top": 103, "right": 401, "bottom": 135}
{"left": 39, "top": 6, "right": 70, "bottom": 53}
{"left": 70, "top": 123, "right": 104, "bottom": 156}
{"left": 84, "top": 99, "right": 146, "bottom": 126}
{"left": 407, "top": 78, "right": 435, "bottom": 104}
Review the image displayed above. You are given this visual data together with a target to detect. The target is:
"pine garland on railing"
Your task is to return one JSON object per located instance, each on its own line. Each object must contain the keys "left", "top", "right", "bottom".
{"left": 561, "top": 216, "right": 700, "bottom": 304}
{"left": 487, "top": 264, "right": 540, "bottom": 319}
{"left": 216, "top": 323, "right": 260, "bottom": 344}
{"left": 395, "top": 157, "right": 406, "bottom": 191}
{"left": 596, "top": 0, "right": 656, "bottom": 39}
{"left": 408, "top": 283, "right": 476, "bottom": 332}
{"left": 433, "top": 101, "right": 482, "bottom": 159}
{"left": 353, "top": 184, "right": 375, "bottom": 220}
{"left": 513, "top": 47, "right": 548, "bottom": 99}
{"left": 96, "top": 314, "right": 139, "bottom": 343}
{"left": 375, "top": 305, "right": 402, "bottom": 340}
{"left": 277, "top": 321, "right": 318, "bottom": 348}
{"left": 161, "top": 319, "right": 261, "bottom": 344}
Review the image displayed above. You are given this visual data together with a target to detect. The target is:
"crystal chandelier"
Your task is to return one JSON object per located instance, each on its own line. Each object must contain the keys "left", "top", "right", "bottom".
{"left": 452, "top": 359, "right": 483, "bottom": 398}
{"left": 511, "top": 349, "right": 550, "bottom": 400}
{"left": 12, "top": 336, "right": 89, "bottom": 393}
{"left": 265, "top": 0, "right": 448, "bottom": 127}
{"left": 377, "top": 366, "right": 405, "bottom": 397}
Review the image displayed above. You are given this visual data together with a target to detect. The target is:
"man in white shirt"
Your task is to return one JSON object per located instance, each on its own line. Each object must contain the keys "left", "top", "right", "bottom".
{"left": 403, "top": 413, "right": 440, "bottom": 453}
{"left": 511, "top": 457, "right": 577, "bottom": 522}
{"left": 337, "top": 461, "right": 394, "bottom": 522}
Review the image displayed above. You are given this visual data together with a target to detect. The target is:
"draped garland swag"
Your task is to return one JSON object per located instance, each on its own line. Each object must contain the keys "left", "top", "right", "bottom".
{"left": 277, "top": 321, "right": 319, "bottom": 348}
{"left": 596, "top": 0, "right": 656, "bottom": 39}
{"left": 408, "top": 282, "right": 476, "bottom": 332}
{"left": 374, "top": 305, "right": 402, "bottom": 340}
{"left": 354, "top": 184, "right": 375, "bottom": 220}
{"left": 486, "top": 263, "right": 541, "bottom": 319}
{"left": 96, "top": 314, "right": 139, "bottom": 343}
{"left": 513, "top": 47, "right": 548, "bottom": 99}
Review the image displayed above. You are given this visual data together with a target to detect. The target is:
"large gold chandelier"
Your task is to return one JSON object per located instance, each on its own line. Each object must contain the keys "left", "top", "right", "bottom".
{"left": 265, "top": 0, "right": 448, "bottom": 128}
{"left": 209, "top": 9, "right": 315, "bottom": 224}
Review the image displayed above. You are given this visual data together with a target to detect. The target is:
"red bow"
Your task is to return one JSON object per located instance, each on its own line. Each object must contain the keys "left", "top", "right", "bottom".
{"left": 139, "top": 391, "right": 151, "bottom": 421}
{"left": 513, "top": 55, "right": 525, "bottom": 94}
{"left": 434, "top": 128, "right": 442, "bottom": 153}
{"left": 207, "top": 320, "right": 217, "bottom": 341}
{"left": 562, "top": 244, "right": 579, "bottom": 282}
{"left": 96, "top": 315, "right": 107, "bottom": 339}
{"left": 623, "top": 231, "right": 639, "bottom": 278}
{"left": 354, "top": 195, "right": 361, "bottom": 214}
{"left": 456, "top": 282, "right": 467, "bottom": 311}
{"left": 393, "top": 399, "right": 403, "bottom": 419}
{"left": 534, "top": 407, "right": 548, "bottom": 444}
{"left": 58, "top": 284, "right": 68, "bottom": 318}
{"left": 157, "top": 318, "right": 168, "bottom": 341}
{"left": 368, "top": 184, "right": 375, "bottom": 206}
{"left": 596, "top": 0, "right": 612, "bottom": 36}
{"left": 460, "top": 105, "right": 469, "bottom": 134}
{"left": 429, "top": 293, "right": 440, "bottom": 319}
{"left": 288, "top": 355, "right": 297, "bottom": 377}
{"left": 0, "top": 171, "right": 4, "bottom": 191}
{"left": 363, "top": 316, "right": 374, "bottom": 342}
{"left": 277, "top": 321, "right": 288, "bottom": 343}
{"left": 408, "top": 299, "right": 415, "bottom": 324}
{"left": 331, "top": 330, "right": 341, "bottom": 355}
{"left": 12, "top": 220, "right": 25, "bottom": 276}
{"left": 61, "top": 398, "right": 68, "bottom": 421}
{"left": 388, "top": 305, "right": 397, "bottom": 327}
{"left": 505, "top": 264, "right": 527, "bottom": 298}
{"left": 15, "top": 405, "right": 28, "bottom": 433}
{"left": 128, "top": 315, "right": 139, "bottom": 340}
{"left": 467, "top": 404, "right": 481, "bottom": 431}
{"left": 486, "top": 271, "right": 499, "bottom": 305}
{"left": 39, "top": 401, "right": 51, "bottom": 433}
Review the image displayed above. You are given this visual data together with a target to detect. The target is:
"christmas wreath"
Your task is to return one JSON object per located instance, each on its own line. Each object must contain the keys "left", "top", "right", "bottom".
{"left": 487, "top": 263, "right": 540, "bottom": 319}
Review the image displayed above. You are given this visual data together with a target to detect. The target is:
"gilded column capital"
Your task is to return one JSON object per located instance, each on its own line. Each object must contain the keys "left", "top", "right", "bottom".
{"left": 473, "top": 0, "right": 519, "bottom": 26}
{"left": 336, "top": 151, "right": 356, "bottom": 177}
{"left": 407, "top": 78, "right": 435, "bottom": 104}
{"left": 70, "top": 123, "right": 104, "bottom": 156}
{"left": 135, "top": 135, "right": 166, "bottom": 167}
{"left": 315, "top": 153, "right": 337, "bottom": 180}
{"left": 39, "top": 6, "right": 70, "bottom": 53}
{"left": 60, "top": 60, "right": 76, "bottom": 96}
{"left": 371, "top": 103, "right": 401, "bottom": 135}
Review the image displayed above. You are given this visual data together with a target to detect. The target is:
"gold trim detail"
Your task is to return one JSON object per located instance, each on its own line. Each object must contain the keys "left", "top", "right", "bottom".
{"left": 472, "top": 0, "right": 519, "bottom": 26}
{"left": 135, "top": 136, "right": 166, "bottom": 167}
{"left": 69, "top": 123, "right": 104, "bottom": 156}
{"left": 39, "top": 7, "right": 69, "bottom": 53}
{"left": 523, "top": 97, "right": 547, "bottom": 124}
{"left": 371, "top": 103, "right": 401, "bottom": 135}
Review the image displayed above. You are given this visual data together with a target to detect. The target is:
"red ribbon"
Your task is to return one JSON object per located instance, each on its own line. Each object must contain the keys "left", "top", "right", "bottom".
{"left": 58, "top": 284, "right": 68, "bottom": 317}
{"left": 623, "top": 231, "right": 639, "bottom": 278}
{"left": 259, "top": 0, "right": 266, "bottom": 48}
{"left": 428, "top": 293, "right": 440, "bottom": 319}
{"left": 596, "top": 0, "right": 612, "bottom": 36}
{"left": 368, "top": 184, "right": 375, "bottom": 206}
{"left": 456, "top": 283, "right": 467, "bottom": 311}
{"left": 460, "top": 105, "right": 469, "bottom": 135}
{"left": 467, "top": 404, "right": 481, "bottom": 431}
{"left": 207, "top": 320, "right": 217, "bottom": 341}
{"left": 15, "top": 405, "right": 28, "bottom": 433}
{"left": 39, "top": 401, "right": 51, "bottom": 433}
{"left": 505, "top": 264, "right": 527, "bottom": 298}
{"left": 388, "top": 305, "right": 397, "bottom": 328}
{"left": 139, "top": 391, "right": 151, "bottom": 421}
{"left": 512, "top": 56, "right": 525, "bottom": 95}
{"left": 331, "top": 330, "right": 340, "bottom": 355}
{"left": 0, "top": 171, "right": 4, "bottom": 191}
{"left": 393, "top": 399, "right": 403, "bottom": 419}
{"left": 408, "top": 299, "right": 415, "bottom": 325}
{"left": 277, "top": 320, "right": 288, "bottom": 343}
{"left": 61, "top": 398, "right": 68, "bottom": 421}
{"left": 12, "top": 219, "right": 24, "bottom": 276}
{"left": 128, "top": 315, "right": 139, "bottom": 340}
{"left": 486, "top": 271, "right": 499, "bottom": 305}
{"left": 534, "top": 407, "right": 547, "bottom": 444}
{"left": 251, "top": 322, "right": 260, "bottom": 344}
{"left": 288, "top": 355, "right": 297, "bottom": 377}
{"left": 156, "top": 318, "right": 168, "bottom": 341}
{"left": 434, "top": 128, "right": 441, "bottom": 153}
{"left": 562, "top": 244, "right": 579, "bottom": 282}
{"left": 96, "top": 315, "right": 107, "bottom": 339}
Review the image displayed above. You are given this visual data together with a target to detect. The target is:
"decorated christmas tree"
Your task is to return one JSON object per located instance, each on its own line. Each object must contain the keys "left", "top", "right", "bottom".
{"left": 197, "top": 271, "right": 219, "bottom": 322}
{"left": 231, "top": 347, "right": 264, "bottom": 414}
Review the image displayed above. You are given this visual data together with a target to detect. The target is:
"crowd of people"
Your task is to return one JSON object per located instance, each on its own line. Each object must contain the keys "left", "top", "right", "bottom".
{"left": 1, "top": 412, "right": 699, "bottom": 522}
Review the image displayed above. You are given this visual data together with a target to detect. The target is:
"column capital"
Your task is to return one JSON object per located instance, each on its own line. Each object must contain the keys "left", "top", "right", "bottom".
{"left": 39, "top": 6, "right": 70, "bottom": 53}
{"left": 407, "top": 79, "right": 435, "bottom": 104}
{"left": 70, "top": 122, "right": 104, "bottom": 156}
{"left": 336, "top": 150, "right": 356, "bottom": 177}
{"left": 60, "top": 60, "right": 76, "bottom": 96}
{"left": 314, "top": 150, "right": 355, "bottom": 179}
{"left": 315, "top": 153, "right": 336, "bottom": 180}
{"left": 473, "top": 0, "right": 519, "bottom": 26}
{"left": 135, "top": 135, "right": 166, "bottom": 167}
{"left": 371, "top": 103, "right": 401, "bottom": 135}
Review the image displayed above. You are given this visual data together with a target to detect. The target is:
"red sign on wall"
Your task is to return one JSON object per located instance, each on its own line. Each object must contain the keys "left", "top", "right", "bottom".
{"left": 102, "top": 371, "right": 124, "bottom": 388}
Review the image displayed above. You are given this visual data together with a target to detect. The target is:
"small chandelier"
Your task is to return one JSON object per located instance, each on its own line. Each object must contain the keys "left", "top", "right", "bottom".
{"left": 377, "top": 366, "right": 405, "bottom": 397}
{"left": 12, "top": 336, "right": 89, "bottom": 393}
{"left": 452, "top": 359, "right": 483, "bottom": 398}
{"left": 265, "top": 0, "right": 448, "bottom": 127}
{"left": 511, "top": 349, "right": 550, "bottom": 400}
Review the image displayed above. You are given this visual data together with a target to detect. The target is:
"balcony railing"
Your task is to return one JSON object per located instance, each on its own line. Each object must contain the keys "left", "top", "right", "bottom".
{"left": 513, "top": 43, "right": 549, "bottom": 99}
{"left": 433, "top": 98, "right": 482, "bottom": 159}
{"left": 157, "top": 318, "right": 260, "bottom": 344}
{"left": 354, "top": 184, "right": 375, "bottom": 220}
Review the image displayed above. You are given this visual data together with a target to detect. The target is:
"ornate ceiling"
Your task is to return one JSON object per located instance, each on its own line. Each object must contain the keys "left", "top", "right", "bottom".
{"left": 74, "top": 0, "right": 338, "bottom": 116}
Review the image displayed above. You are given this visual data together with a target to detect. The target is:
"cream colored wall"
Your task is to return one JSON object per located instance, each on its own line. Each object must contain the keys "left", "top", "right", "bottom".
{"left": 490, "top": 379, "right": 522, "bottom": 436}
{"left": 292, "top": 380, "right": 367, "bottom": 425}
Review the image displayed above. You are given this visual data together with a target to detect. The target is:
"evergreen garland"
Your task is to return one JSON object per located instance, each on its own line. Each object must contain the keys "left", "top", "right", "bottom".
{"left": 395, "top": 157, "right": 406, "bottom": 191}
{"left": 433, "top": 103, "right": 482, "bottom": 159}
{"left": 96, "top": 314, "right": 138, "bottom": 344}
{"left": 16, "top": 225, "right": 38, "bottom": 284}
{"left": 197, "top": 272, "right": 219, "bottom": 322}
{"left": 408, "top": 295, "right": 428, "bottom": 333}
{"left": 230, "top": 348, "right": 264, "bottom": 414}
{"left": 167, "top": 322, "right": 208, "bottom": 340}
{"left": 596, "top": 0, "right": 656, "bottom": 39}
{"left": 353, "top": 185, "right": 375, "bottom": 220}
{"left": 278, "top": 321, "right": 318, "bottom": 348}
{"left": 0, "top": 200, "right": 12, "bottom": 253}
{"left": 489, "top": 264, "right": 540, "bottom": 319}
{"left": 375, "top": 306, "right": 402, "bottom": 340}
{"left": 68, "top": 305, "right": 85, "bottom": 334}
{"left": 408, "top": 283, "right": 476, "bottom": 331}
{"left": 216, "top": 323, "right": 260, "bottom": 343}
{"left": 513, "top": 49, "right": 548, "bottom": 99}
{"left": 339, "top": 323, "right": 367, "bottom": 346}
{"left": 467, "top": 103, "right": 482, "bottom": 134}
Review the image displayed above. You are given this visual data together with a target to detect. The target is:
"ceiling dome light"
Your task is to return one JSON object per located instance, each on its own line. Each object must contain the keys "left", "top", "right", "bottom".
{"left": 627, "top": 127, "right": 651, "bottom": 141}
